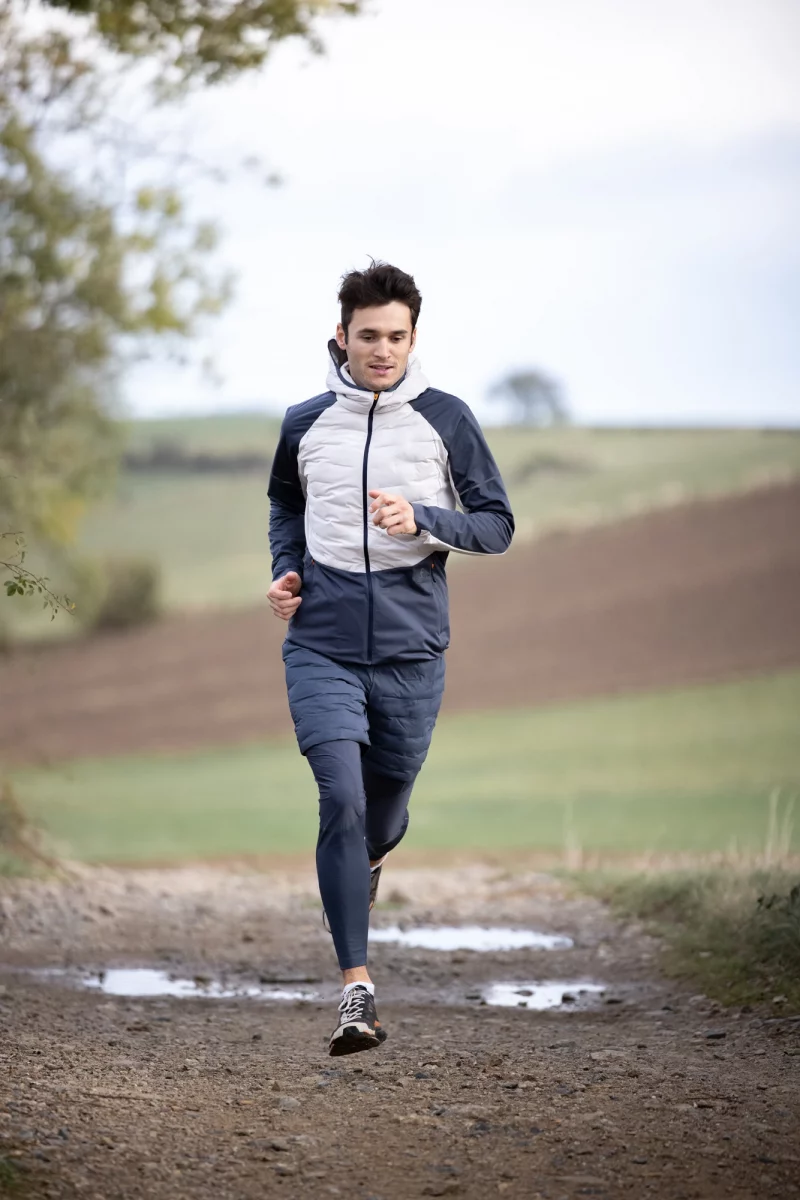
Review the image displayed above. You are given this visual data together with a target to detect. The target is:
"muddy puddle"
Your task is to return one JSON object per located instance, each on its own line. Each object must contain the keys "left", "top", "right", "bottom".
{"left": 369, "top": 924, "right": 573, "bottom": 951}
{"left": 6, "top": 965, "right": 615, "bottom": 1013}
{"left": 480, "top": 981, "right": 606, "bottom": 1009}
{"left": 32, "top": 968, "right": 321, "bottom": 1002}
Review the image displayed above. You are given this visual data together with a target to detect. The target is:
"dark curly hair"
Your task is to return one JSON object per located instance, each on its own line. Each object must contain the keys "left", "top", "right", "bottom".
{"left": 338, "top": 260, "right": 422, "bottom": 336}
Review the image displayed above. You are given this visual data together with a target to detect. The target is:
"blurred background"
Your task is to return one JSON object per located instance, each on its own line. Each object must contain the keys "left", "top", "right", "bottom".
{"left": 1, "top": 0, "right": 799, "bottom": 889}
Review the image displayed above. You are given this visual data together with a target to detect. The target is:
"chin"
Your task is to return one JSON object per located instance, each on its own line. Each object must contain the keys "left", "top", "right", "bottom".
{"left": 369, "top": 372, "right": 400, "bottom": 390}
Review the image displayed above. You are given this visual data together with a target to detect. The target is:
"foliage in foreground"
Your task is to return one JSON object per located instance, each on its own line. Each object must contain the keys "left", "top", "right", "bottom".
{"left": 580, "top": 869, "right": 800, "bottom": 1009}
{"left": 1, "top": 0, "right": 361, "bottom": 621}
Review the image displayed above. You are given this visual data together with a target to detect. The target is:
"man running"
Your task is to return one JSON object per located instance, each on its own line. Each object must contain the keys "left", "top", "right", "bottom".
{"left": 267, "top": 261, "right": 514, "bottom": 1055}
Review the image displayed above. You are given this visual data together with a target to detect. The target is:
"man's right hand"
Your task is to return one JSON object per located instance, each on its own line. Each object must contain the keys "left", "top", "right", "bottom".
{"left": 267, "top": 571, "right": 302, "bottom": 621}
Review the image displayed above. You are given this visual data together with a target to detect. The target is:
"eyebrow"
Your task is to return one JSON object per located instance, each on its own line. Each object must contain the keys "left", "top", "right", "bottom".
{"left": 357, "top": 328, "right": 409, "bottom": 336}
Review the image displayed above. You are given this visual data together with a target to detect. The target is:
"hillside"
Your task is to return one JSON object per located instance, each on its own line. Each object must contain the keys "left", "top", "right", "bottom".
{"left": 2, "top": 482, "right": 798, "bottom": 766}
{"left": 4, "top": 422, "right": 796, "bottom": 639}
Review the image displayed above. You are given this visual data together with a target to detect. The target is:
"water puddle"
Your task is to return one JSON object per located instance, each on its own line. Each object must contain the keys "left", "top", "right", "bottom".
{"left": 482, "top": 981, "right": 605, "bottom": 1010}
{"left": 369, "top": 925, "right": 573, "bottom": 952}
{"left": 5, "top": 966, "right": 627, "bottom": 1013}
{"left": 45, "top": 968, "right": 319, "bottom": 1002}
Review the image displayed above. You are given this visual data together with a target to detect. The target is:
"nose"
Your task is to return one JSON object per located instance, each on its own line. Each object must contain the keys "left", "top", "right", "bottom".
{"left": 373, "top": 338, "right": 392, "bottom": 360}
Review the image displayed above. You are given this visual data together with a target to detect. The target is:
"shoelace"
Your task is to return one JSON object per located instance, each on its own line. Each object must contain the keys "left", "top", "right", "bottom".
{"left": 339, "top": 986, "right": 370, "bottom": 1023}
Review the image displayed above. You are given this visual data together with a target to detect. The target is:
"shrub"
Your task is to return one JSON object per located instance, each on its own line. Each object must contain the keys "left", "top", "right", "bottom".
{"left": 74, "top": 556, "right": 162, "bottom": 632}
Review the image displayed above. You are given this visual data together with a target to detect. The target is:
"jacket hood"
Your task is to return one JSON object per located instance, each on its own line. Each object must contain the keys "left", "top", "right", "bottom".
{"left": 326, "top": 338, "right": 430, "bottom": 411}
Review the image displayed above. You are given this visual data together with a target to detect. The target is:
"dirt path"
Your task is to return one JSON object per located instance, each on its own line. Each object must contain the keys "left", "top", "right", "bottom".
{"left": 1, "top": 865, "right": 798, "bottom": 1199}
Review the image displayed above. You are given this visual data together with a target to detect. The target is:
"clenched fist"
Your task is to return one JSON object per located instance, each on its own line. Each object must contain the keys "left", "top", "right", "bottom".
{"left": 369, "top": 490, "right": 417, "bottom": 536}
{"left": 267, "top": 570, "right": 302, "bottom": 621}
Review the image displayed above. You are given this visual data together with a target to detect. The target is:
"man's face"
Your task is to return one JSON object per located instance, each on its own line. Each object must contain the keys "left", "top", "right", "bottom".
{"left": 336, "top": 301, "right": 416, "bottom": 392}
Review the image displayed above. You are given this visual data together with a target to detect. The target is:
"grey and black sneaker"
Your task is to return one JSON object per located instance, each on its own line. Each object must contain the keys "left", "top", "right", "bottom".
{"left": 323, "top": 859, "right": 385, "bottom": 934}
{"left": 368, "top": 860, "right": 384, "bottom": 911}
{"left": 329, "top": 985, "right": 386, "bottom": 1057}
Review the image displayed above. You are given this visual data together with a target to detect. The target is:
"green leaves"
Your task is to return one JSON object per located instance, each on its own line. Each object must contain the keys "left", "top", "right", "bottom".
{"left": 40, "top": 0, "right": 364, "bottom": 91}
{"left": 1, "top": 0, "right": 363, "bottom": 628}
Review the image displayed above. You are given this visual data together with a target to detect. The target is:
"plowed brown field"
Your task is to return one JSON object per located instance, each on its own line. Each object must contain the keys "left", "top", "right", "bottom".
{"left": 2, "top": 483, "right": 799, "bottom": 765}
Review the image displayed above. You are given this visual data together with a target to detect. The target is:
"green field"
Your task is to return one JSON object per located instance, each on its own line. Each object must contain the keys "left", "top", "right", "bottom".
{"left": 12, "top": 671, "right": 800, "bottom": 865}
{"left": 83, "top": 423, "right": 800, "bottom": 610}
{"left": 4, "top": 420, "right": 798, "bottom": 632}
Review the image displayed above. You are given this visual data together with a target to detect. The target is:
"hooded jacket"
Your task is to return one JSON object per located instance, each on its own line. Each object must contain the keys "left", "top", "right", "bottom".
{"left": 268, "top": 343, "right": 514, "bottom": 664}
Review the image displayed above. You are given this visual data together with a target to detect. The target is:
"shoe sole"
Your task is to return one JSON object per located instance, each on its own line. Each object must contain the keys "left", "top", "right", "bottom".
{"left": 329, "top": 1025, "right": 382, "bottom": 1057}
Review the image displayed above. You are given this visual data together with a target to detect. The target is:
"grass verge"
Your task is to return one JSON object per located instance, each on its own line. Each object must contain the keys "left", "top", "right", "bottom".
{"left": 576, "top": 868, "right": 800, "bottom": 1008}
{"left": 9, "top": 672, "right": 800, "bottom": 864}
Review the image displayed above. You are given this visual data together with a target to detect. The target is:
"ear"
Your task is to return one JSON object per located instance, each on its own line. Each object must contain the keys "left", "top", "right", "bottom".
{"left": 335, "top": 322, "right": 347, "bottom": 351}
{"left": 410, "top": 326, "right": 417, "bottom": 352}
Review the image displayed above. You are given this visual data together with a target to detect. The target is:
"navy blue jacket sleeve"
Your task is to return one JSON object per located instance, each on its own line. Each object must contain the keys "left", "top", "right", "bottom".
{"left": 411, "top": 399, "right": 514, "bottom": 555}
{"left": 268, "top": 418, "right": 306, "bottom": 582}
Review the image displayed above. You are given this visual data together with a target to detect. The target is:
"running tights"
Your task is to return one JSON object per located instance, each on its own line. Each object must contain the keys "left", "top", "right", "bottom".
{"left": 306, "top": 739, "right": 415, "bottom": 970}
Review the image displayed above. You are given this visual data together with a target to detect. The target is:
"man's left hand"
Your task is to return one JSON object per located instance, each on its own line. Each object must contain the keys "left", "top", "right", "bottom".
{"left": 368, "top": 490, "right": 417, "bottom": 536}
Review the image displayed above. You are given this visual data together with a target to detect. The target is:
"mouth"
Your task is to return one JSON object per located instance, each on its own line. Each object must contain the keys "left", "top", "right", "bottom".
{"left": 368, "top": 364, "right": 394, "bottom": 375}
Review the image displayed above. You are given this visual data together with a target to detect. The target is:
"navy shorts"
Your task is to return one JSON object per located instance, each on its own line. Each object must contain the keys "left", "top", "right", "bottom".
{"left": 282, "top": 643, "right": 446, "bottom": 781}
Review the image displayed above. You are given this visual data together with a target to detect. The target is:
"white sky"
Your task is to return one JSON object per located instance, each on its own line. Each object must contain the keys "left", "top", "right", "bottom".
{"left": 121, "top": 0, "right": 800, "bottom": 425}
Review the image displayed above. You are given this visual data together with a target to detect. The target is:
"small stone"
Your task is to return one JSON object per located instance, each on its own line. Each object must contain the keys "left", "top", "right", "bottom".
{"left": 252, "top": 1033, "right": 262, "bottom": 1041}
{"left": 277, "top": 1095, "right": 301, "bottom": 1111}
{"left": 561, "top": 993, "right": 577, "bottom": 1004}
{"left": 270, "top": 1139, "right": 290, "bottom": 1152}
{"left": 274, "top": 1163, "right": 297, "bottom": 1176}
{"left": 705, "top": 1030, "right": 726, "bottom": 1040}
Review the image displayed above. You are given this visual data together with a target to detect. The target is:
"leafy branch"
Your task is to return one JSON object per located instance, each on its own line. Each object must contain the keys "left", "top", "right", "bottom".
{"left": 1, "top": 532, "right": 74, "bottom": 617}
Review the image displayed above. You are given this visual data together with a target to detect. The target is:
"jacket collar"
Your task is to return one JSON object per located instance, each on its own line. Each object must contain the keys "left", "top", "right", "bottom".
{"left": 326, "top": 339, "right": 430, "bottom": 411}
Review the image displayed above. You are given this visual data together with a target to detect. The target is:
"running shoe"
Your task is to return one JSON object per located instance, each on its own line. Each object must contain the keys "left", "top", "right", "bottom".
{"left": 329, "top": 984, "right": 386, "bottom": 1056}
{"left": 369, "top": 859, "right": 384, "bottom": 911}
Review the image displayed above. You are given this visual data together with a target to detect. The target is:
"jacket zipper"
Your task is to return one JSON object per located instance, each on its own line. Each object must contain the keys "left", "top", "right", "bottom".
{"left": 362, "top": 394, "right": 380, "bottom": 662}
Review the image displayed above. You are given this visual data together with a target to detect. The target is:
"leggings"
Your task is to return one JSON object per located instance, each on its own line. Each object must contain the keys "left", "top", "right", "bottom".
{"left": 307, "top": 739, "right": 415, "bottom": 970}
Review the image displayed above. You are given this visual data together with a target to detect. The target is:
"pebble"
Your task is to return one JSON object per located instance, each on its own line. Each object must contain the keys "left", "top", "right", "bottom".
{"left": 277, "top": 1095, "right": 301, "bottom": 1111}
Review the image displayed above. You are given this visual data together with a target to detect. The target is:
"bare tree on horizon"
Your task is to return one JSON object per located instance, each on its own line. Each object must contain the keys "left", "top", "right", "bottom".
{"left": 489, "top": 368, "right": 569, "bottom": 426}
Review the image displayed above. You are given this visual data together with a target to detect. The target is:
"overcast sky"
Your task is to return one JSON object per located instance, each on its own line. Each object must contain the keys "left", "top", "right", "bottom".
{"left": 122, "top": 0, "right": 800, "bottom": 426}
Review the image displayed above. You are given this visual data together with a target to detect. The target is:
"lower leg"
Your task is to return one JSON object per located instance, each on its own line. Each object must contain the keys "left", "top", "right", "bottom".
{"left": 363, "top": 762, "right": 416, "bottom": 864}
{"left": 307, "top": 741, "right": 372, "bottom": 978}
{"left": 342, "top": 767, "right": 415, "bottom": 987}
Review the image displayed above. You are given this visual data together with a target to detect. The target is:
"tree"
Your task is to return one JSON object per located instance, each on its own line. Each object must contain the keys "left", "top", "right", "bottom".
{"left": 1, "top": 0, "right": 361, "bottom": 615}
{"left": 488, "top": 368, "right": 569, "bottom": 427}
{"left": 41, "top": 0, "right": 362, "bottom": 90}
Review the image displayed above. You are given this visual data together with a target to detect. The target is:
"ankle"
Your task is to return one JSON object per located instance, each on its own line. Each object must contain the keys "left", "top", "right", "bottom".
{"left": 342, "top": 967, "right": 372, "bottom": 988}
